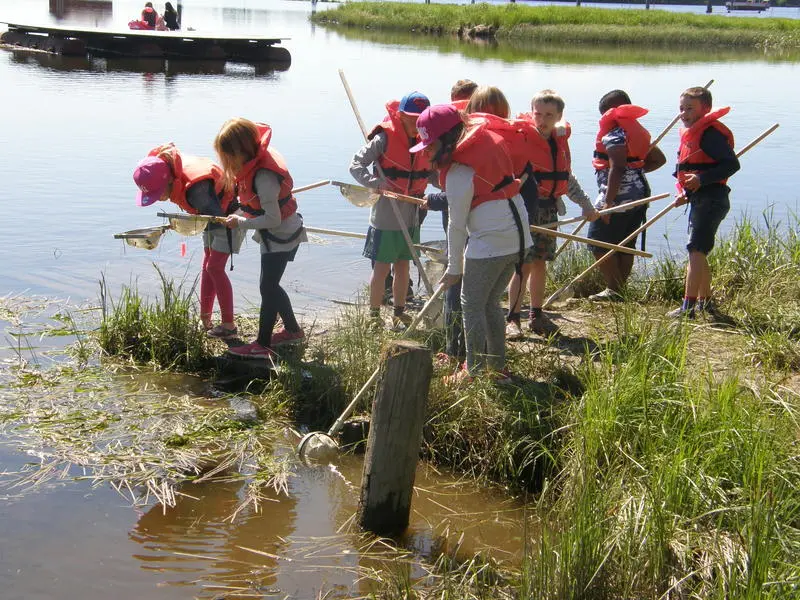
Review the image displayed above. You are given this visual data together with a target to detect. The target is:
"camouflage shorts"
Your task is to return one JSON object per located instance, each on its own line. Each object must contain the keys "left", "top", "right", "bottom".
{"left": 529, "top": 205, "right": 558, "bottom": 261}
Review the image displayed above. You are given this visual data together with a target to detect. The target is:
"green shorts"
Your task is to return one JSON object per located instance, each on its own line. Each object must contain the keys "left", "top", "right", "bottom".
{"left": 362, "top": 226, "right": 421, "bottom": 263}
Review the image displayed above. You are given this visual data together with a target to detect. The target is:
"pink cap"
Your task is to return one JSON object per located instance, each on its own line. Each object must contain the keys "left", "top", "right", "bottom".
{"left": 409, "top": 104, "right": 463, "bottom": 153}
{"left": 133, "top": 156, "right": 171, "bottom": 207}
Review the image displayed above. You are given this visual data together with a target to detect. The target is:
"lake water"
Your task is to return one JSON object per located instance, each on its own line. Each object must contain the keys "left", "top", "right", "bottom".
{"left": 0, "top": 1, "right": 799, "bottom": 597}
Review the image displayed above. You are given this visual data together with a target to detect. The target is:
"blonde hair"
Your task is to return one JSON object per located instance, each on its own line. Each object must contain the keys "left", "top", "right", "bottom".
{"left": 450, "top": 79, "right": 477, "bottom": 102}
{"left": 531, "top": 89, "right": 565, "bottom": 114}
{"left": 465, "top": 85, "right": 510, "bottom": 119}
{"left": 214, "top": 117, "right": 261, "bottom": 193}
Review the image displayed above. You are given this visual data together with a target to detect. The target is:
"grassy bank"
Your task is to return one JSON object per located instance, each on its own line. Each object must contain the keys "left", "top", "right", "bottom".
{"left": 312, "top": 3, "right": 800, "bottom": 50}
{"left": 3, "top": 213, "right": 800, "bottom": 595}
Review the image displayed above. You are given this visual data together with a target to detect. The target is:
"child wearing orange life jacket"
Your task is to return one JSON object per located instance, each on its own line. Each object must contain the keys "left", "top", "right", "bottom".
{"left": 586, "top": 90, "right": 666, "bottom": 301}
{"left": 349, "top": 92, "right": 434, "bottom": 329}
{"left": 215, "top": 118, "right": 307, "bottom": 360}
{"left": 411, "top": 104, "right": 533, "bottom": 382}
{"left": 450, "top": 79, "right": 478, "bottom": 112}
{"left": 132, "top": 144, "right": 243, "bottom": 339}
{"left": 505, "top": 90, "right": 598, "bottom": 338}
{"left": 668, "top": 86, "right": 740, "bottom": 320}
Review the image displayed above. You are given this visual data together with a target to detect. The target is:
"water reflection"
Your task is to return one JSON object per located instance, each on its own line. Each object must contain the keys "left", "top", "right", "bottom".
{"left": 6, "top": 47, "right": 288, "bottom": 76}
{"left": 130, "top": 479, "right": 297, "bottom": 596}
{"left": 330, "top": 25, "right": 800, "bottom": 65}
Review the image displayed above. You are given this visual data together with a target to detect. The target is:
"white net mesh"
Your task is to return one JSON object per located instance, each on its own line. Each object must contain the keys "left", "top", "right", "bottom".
{"left": 169, "top": 216, "right": 210, "bottom": 236}
{"left": 337, "top": 183, "right": 379, "bottom": 208}
{"left": 114, "top": 227, "right": 169, "bottom": 250}
{"left": 298, "top": 433, "right": 339, "bottom": 464}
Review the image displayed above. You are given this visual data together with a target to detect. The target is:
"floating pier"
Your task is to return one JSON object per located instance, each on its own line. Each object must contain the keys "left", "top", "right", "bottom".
{"left": 0, "top": 21, "right": 291, "bottom": 64}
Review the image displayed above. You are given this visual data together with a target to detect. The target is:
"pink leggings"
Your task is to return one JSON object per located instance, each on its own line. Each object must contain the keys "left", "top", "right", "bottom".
{"left": 200, "top": 248, "right": 234, "bottom": 323}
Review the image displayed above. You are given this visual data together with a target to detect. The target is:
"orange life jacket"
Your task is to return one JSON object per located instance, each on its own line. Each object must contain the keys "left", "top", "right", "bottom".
{"left": 517, "top": 113, "right": 572, "bottom": 199}
{"left": 148, "top": 144, "right": 233, "bottom": 215}
{"left": 451, "top": 99, "right": 470, "bottom": 111}
{"left": 367, "top": 100, "right": 433, "bottom": 197}
{"left": 235, "top": 123, "right": 297, "bottom": 221}
{"left": 592, "top": 105, "right": 651, "bottom": 171}
{"left": 469, "top": 112, "right": 536, "bottom": 181}
{"left": 440, "top": 118, "right": 521, "bottom": 209}
{"left": 676, "top": 107, "right": 735, "bottom": 187}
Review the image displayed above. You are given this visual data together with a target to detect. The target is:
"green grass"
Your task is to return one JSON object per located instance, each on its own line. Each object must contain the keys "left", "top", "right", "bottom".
{"left": 98, "top": 266, "right": 213, "bottom": 371}
{"left": 312, "top": 3, "right": 800, "bottom": 50}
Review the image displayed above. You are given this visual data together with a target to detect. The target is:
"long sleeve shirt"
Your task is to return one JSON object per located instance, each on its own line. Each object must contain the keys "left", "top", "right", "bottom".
{"left": 348, "top": 132, "right": 419, "bottom": 231}
{"left": 445, "top": 164, "right": 533, "bottom": 276}
{"left": 236, "top": 169, "right": 306, "bottom": 254}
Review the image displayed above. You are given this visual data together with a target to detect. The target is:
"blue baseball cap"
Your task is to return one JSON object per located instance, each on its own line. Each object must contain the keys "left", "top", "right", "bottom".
{"left": 398, "top": 92, "right": 430, "bottom": 115}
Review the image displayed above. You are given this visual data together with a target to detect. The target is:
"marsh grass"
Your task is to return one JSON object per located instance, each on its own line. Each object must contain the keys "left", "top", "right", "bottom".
{"left": 98, "top": 266, "right": 212, "bottom": 371}
{"left": 0, "top": 360, "right": 293, "bottom": 515}
{"left": 313, "top": 4, "right": 800, "bottom": 50}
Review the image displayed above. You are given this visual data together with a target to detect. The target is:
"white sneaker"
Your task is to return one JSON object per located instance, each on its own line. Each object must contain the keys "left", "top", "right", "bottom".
{"left": 589, "top": 288, "right": 623, "bottom": 302}
{"left": 505, "top": 320, "right": 525, "bottom": 340}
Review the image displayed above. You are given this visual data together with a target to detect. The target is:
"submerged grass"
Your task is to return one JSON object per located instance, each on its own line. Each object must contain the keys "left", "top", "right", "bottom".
{"left": 313, "top": 3, "right": 800, "bottom": 50}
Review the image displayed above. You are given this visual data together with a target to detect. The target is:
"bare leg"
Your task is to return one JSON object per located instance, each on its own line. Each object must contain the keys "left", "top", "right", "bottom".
{"left": 370, "top": 262, "right": 392, "bottom": 309}
{"left": 528, "top": 259, "right": 547, "bottom": 309}
{"left": 508, "top": 262, "right": 532, "bottom": 315}
{"left": 392, "top": 260, "right": 410, "bottom": 308}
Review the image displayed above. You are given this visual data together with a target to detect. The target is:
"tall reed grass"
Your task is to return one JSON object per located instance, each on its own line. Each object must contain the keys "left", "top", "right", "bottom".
{"left": 98, "top": 266, "right": 212, "bottom": 371}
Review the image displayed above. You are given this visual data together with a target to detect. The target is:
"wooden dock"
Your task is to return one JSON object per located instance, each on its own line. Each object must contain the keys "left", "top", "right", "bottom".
{"left": 0, "top": 21, "right": 291, "bottom": 63}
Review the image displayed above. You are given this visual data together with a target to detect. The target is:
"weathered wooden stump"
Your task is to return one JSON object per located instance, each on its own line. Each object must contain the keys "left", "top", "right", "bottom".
{"left": 358, "top": 340, "right": 432, "bottom": 535}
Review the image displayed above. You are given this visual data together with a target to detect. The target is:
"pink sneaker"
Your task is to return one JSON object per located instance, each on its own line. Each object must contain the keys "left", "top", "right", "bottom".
{"left": 443, "top": 362, "right": 472, "bottom": 386}
{"left": 226, "top": 342, "right": 276, "bottom": 360}
{"left": 271, "top": 328, "right": 305, "bottom": 346}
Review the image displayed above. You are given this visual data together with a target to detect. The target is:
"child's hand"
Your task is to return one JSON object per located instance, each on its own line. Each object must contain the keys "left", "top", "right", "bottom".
{"left": 224, "top": 215, "right": 246, "bottom": 228}
{"left": 681, "top": 174, "right": 701, "bottom": 192}
{"left": 583, "top": 206, "right": 600, "bottom": 222}
{"left": 420, "top": 195, "right": 430, "bottom": 210}
{"left": 439, "top": 273, "right": 462, "bottom": 289}
{"left": 674, "top": 194, "right": 689, "bottom": 208}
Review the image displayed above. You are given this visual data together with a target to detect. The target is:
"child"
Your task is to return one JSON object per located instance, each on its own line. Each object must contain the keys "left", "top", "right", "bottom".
{"left": 349, "top": 92, "right": 433, "bottom": 329}
{"left": 669, "top": 86, "right": 740, "bottom": 319}
{"left": 506, "top": 90, "right": 598, "bottom": 338}
{"left": 450, "top": 79, "right": 478, "bottom": 111}
{"left": 586, "top": 90, "right": 666, "bottom": 301}
{"left": 215, "top": 118, "right": 307, "bottom": 359}
{"left": 411, "top": 104, "right": 532, "bottom": 382}
{"left": 132, "top": 143, "right": 242, "bottom": 339}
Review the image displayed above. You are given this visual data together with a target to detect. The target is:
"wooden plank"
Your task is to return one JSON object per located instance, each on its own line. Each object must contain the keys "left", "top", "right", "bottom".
{"left": 1, "top": 21, "right": 286, "bottom": 43}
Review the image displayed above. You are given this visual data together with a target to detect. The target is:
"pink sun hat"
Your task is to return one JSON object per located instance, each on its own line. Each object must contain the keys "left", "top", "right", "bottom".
{"left": 133, "top": 156, "right": 171, "bottom": 207}
{"left": 409, "top": 104, "right": 463, "bottom": 153}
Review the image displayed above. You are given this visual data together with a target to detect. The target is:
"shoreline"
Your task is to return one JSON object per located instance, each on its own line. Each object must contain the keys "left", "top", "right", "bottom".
{"left": 311, "top": 3, "right": 800, "bottom": 50}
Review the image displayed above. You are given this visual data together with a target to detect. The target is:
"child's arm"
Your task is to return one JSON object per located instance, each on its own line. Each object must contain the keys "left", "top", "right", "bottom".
{"left": 444, "top": 165, "right": 474, "bottom": 277}
{"left": 185, "top": 180, "right": 224, "bottom": 216}
{"left": 565, "top": 174, "right": 598, "bottom": 219}
{"left": 424, "top": 192, "right": 448, "bottom": 212}
{"left": 604, "top": 145, "right": 627, "bottom": 206}
{"left": 231, "top": 170, "right": 282, "bottom": 230}
{"left": 644, "top": 145, "right": 667, "bottom": 173}
{"left": 348, "top": 133, "right": 388, "bottom": 189}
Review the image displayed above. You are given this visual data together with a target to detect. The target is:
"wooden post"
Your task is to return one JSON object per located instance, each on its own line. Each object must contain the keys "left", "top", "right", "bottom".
{"left": 358, "top": 340, "right": 432, "bottom": 535}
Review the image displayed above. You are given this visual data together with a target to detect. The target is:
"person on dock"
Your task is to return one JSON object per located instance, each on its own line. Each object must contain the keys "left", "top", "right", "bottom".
{"left": 141, "top": 2, "right": 158, "bottom": 29}
{"left": 133, "top": 143, "right": 243, "bottom": 339}
{"left": 349, "top": 92, "right": 434, "bottom": 330}
{"left": 586, "top": 89, "right": 666, "bottom": 301}
{"left": 162, "top": 2, "right": 180, "bottom": 31}
{"left": 410, "top": 104, "right": 532, "bottom": 384}
{"left": 668, "top": 86, "right": 739, "bottom": 320}
{"left": 215, "top": 118, "right": 307, "bottom": 359}
{"left": 506, "top": 90, "right": 598, "bottom": 339}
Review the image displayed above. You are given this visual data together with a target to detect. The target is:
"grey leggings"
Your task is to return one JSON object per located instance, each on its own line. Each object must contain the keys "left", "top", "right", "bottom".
{"left": 461, "top": 252, "right": 518, "bottom": 373}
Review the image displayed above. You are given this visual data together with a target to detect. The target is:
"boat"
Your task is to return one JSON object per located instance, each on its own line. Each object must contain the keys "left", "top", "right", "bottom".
{"left": 0, "top": 21, "right": 290, "bottom": 64}
{"left": 725, "top": 1, "right": 770, "bottom": 12}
